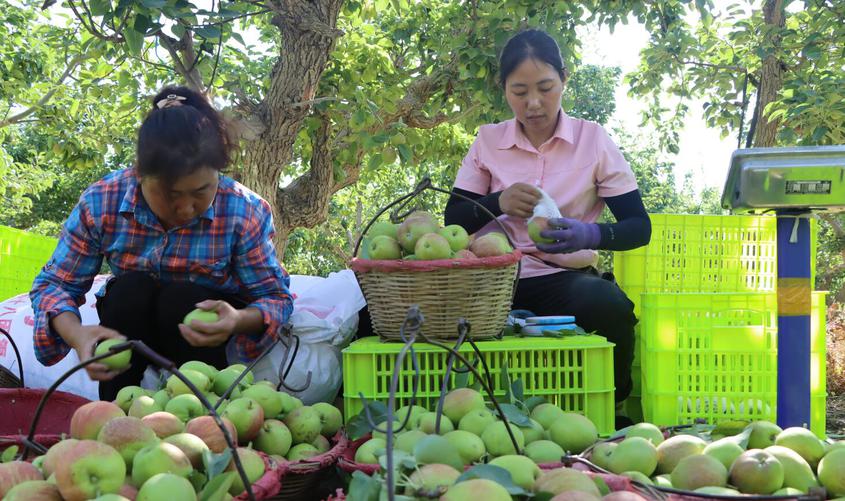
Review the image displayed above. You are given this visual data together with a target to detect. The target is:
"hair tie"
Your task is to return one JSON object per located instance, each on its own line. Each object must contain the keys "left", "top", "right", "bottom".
{"left": 156, "top": 94, "right": 187, "bottom": 109}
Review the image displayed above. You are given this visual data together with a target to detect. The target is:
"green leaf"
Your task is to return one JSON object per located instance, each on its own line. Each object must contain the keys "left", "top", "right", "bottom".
{"left": 593, "top": 476, "right": 611, "bottom": 496}
{"left": 523, "top": 396, "right": 546, "bottom": 411}
{"left": 89, "top": 0, "right": 111, "bottom": 15}
{"left": 141, "top": 0, "right": 167, "bottom": 7}
{"left": 500, "top": 361, "right": 514, "bottom": 404}
{"left": 367, "top": 153, "right": 383, "bottom": 171}
{"left": 348, "top": 470, "right": 382, "bottom": 501}
{"left": 195, "top": 25, "right": 222, "bottom": 39}
{"left": 456, "top": 464, "right": 530, "bottom": 496}
{"left": 397, "top": 144, "right": 413, "bottom": 164}
{"left": 454, "top": 367, "right": 470, "bottom": 389}
{"left": 1, "top": 446, "right": 18, "bottom": 463}
{"left": 346, "top": 400, "right": 388, "bottom": 439}
{"left": 496, "top": 403, "right": 531, "bottom": 427}
{"left": 511, "top": 377, "right": 524, "bottom": 403}
{"left": 123, "top": 27, "right": 144, "bottom": 56}
{"left": 231, "top": 32, "right": 246, "bottom": 46}
{"left": 199, "top": 471, "right": 235, "bottom": 501}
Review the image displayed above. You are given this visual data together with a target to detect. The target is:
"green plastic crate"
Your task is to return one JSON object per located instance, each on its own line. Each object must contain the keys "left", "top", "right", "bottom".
{"left": 342, "top": 335, "right": 616, "bottom": 436}
{"left": 615, "top": 214, "right": 818, "bottom": 416}
{"left": 0, "top": 226, "right": 58, "bottom": 301}
{"left": 614, "top": 214, "right": 818, "bottom": 316}
{"left": 640, "top": 292, "right": 827, "bottom": 436}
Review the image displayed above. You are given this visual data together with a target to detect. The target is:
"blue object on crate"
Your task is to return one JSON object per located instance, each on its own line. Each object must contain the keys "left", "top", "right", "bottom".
{"left": 522, "top": 323, "right": 580, "bottom": 336}
{"left": 526, "top": 315, "right": 576, "bottom": 325}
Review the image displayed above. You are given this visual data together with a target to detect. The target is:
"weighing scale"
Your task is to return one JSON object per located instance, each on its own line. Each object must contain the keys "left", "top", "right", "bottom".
{"left": 722, "top": 145, "right": 845, "bottom": 428}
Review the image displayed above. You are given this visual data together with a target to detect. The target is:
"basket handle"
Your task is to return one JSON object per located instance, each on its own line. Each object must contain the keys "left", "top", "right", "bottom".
{"left": 0, "top": 327, "right": 24, "bottom": 387}
{"left": 351, "top": 177, "right": 522, "bottom": 305}
{"left": 353, "top": 177, "right": 520, "bottom": 257}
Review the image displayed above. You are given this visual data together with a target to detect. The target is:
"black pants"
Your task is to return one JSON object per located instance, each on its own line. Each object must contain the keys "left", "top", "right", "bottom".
{"left": 96, "top": 272, "right": 243, "bottom": 401}
{"left": 513, "top": 270, "right": 637, "bottom": 402}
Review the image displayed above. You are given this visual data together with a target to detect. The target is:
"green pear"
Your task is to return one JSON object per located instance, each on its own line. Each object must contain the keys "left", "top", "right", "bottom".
{"left": 693, "top": 486, "right": 742, "bottom": 495}
{"left": 773, "top": 487, "right": 805, "bottom": 495}
{"left": 547, "top": 413, "right": 598, "bottom": 454}
{"left": 765, "top": 445, "right": 818, "bottom": 493}
{"left": 241, "top": 384, "right": 284, "bottom": 420}
{"left": 626, "top": 422, "right": 664, "bottom": 445}
{"left": 747, "top": 421, "right": 782, "bottom": 449}
{"left": 530, "top": 403, "right": 565, "bottom": 430}
{"left": 288, "top": 443, "right": 320, "bottom": 461}
{"left": 440, "top": 479, "right": 512, "bottom": 501}
{"left": 178, "top": 360, "right": 218, "bottom": 382}
{"left": 729, "top": 449, "right": 784, "bottom": 495}
{"left": 443, "top": 430, "right": 486, "bottom": 465}
{"left": 533, "top": 467, "right": 601, "bottom": 497}
{"left": 458, "top": 408, "right": 496, "bottom": 436}
{"left": 442, "top": 388, "right": 485, "bottom": 424}
{"left": 818, "top": 447, "right": 845, "bottom": 496}
{"left": 774, "top": 427, "right": 825, "bottom": 470}
{"left": 354, "top": 438, "right": 385, "bottom": 464}
{"left": 652, "top": 474, "right": 673, "bottom": 488}
{"left": 395, "top": 405, "right": 427, "bottom": 429}
{"left": 489, "top": 455, "right": 541, "bottom": 490}
{"left": 606, "top": 437, "right": 658, "bottom": 476}
{"left": 481, "top": 421, "right": 524, "bottom": 457}
{"left": 413, "top": 435, "right": 464, "bottom": 471}
{"left": 620, "top": 471, "right": 652, "bottom": 484}
{"left": 589, "top": 441, "right": 616, "bottom": 470}
{"left": 525, "top": 440, "right": 565, "bottom": 464}
{"left": 703, "top": 436, "right": 745, "bottom": 470}
{"left": 671, "top": 453, "right": 728, "bottom": 491}
{"left": 656, "top": 434, "right": 707, "bottom": 474}
{"left": 404, "top": 463, "right": 460, "bottom": 498}
{"left": 166, "top": 369, "right": 210, "bottom": 396}
{"left": 394, "top": 430, "right": 428, "bottom": 454}
{"left": 518, "top": 419, "right": 545, "bottom": 444}
{"left": 418, "top": 412, "right": 454, "bottom": 435}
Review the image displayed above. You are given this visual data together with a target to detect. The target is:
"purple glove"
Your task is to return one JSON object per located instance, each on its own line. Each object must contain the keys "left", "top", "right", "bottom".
{"left": 536, "top": 217, "right": 601, "bottom": 254}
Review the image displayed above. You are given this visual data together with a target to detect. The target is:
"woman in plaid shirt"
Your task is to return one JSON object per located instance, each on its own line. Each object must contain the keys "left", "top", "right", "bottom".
{"left": 30, "top": 86, "right": 293, "bottom": 400}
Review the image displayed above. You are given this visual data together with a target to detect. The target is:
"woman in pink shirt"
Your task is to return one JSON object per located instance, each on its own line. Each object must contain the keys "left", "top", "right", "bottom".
{"left": 445, "top": 30, "right": 651, "bottom": 424}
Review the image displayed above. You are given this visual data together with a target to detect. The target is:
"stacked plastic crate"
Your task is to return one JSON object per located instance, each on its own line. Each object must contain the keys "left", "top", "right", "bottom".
{"left": 613, "top": 214, "right": 826, "bottom": 435}
{"left": 0, "top": 225, "right": 58, "bottom": 301}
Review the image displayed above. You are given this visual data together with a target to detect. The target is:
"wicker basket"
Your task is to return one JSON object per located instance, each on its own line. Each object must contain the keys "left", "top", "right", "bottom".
{"left": 350, "top": 252, "right": 520, "bottom": 340}
{"left": 264, "top": 431, "right": 349, "bottom": 500}
{"left": 0, "top": 327, "right": 23, "bottom": 388}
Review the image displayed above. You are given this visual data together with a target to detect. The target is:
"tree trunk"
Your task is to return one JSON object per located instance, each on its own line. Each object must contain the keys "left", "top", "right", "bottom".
{"left": 238, "top": 0, "right": 344, "bottom": 259}
{"left": 752, "top": 0, "right": 786, "bottom": 147}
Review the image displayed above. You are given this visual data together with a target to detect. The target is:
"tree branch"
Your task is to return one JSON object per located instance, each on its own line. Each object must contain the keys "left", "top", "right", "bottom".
{"left": 66, "top": 0, "right": 122, "bottom": 42}
{"left": 0, "top": 54, "right": 87, "bottom": 129}
{"left": 158, "top": 32, "right": 204, "bottom": 91}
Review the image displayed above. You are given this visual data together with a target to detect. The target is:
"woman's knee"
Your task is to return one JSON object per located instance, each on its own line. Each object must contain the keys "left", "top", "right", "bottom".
{"left": 578, "top": 280, "right": 637, "bottom": 331}
{"left": 98, "top": 272, "right": 158, "bottom": 325}
{"left": 156, "top": 282, "right": 219, "bottom": 326}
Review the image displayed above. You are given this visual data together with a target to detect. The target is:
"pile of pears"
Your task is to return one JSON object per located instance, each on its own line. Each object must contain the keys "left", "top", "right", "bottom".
{"left": 352, "top": 387, "right": 618, "bottom": 499}
{"left": 589, "top": 419, "right": 845, "bottom": 498}
{"left": 0, "top": 359, "right": 345, "bottom": 500}
{"left": 363, "top": 210, "right": 513, "bottom": 261}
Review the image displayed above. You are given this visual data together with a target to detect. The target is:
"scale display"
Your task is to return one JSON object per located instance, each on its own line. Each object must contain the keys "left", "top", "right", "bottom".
{"left": 722, "top": 146, "right": 845, "bottom": 214}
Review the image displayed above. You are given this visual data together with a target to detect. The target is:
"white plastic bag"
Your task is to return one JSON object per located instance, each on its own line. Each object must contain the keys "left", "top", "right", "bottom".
{"left": 0, "top": 275, "right": 109, "bottom": 401}
{"left": 233, "top": 269, "right": 366, "bottom": 404}
{"left": 529, "top": 187, "right": 562, "bottom": 222}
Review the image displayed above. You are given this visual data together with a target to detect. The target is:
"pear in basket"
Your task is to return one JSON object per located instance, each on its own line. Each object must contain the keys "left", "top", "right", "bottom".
{"left": 469, "top": 232, "right": 512, "bottom": 257}
{"left": 397, "top": 214, "right": 439, "bottom": 253}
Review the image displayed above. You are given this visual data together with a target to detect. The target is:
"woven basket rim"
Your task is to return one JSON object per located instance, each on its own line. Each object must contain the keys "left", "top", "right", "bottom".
{"left": 350, "top": 250, "right": 521, "bottom": 273}
{"left": 275, "top": 431, "right": 349, "bottom": 476}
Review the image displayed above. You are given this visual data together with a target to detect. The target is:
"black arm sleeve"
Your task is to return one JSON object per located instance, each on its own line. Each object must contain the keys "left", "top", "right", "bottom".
{"left": 443, "top": 187, "right": 504, "bottom": 234}
{"left": 597, "top": 189, "right": 652, "bottom": 251}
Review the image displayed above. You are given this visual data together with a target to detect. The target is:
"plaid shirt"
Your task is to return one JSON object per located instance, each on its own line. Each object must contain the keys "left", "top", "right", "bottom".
{"left": 30, "top": 168, "right": 293, "bottom": 366}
